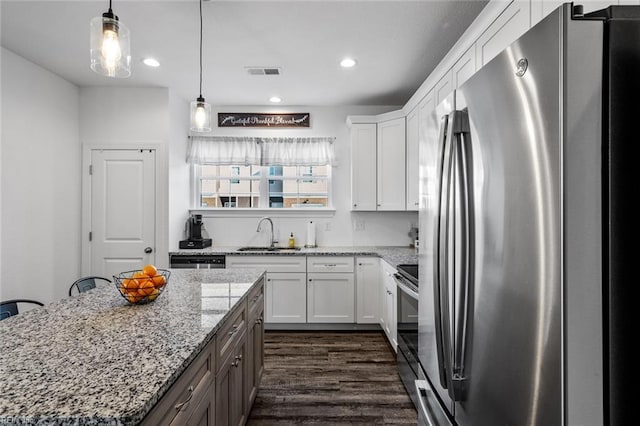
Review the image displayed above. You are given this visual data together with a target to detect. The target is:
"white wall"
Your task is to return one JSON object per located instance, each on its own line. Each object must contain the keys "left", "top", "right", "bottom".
{"left": 168, "top": 92, "right": 191, "bottom": 252}
{"left": 176, "top": 105, "right": 418, "bottom": 248}
{"left": 79, "top": 87, "right": 170, "bottom": 268}
{"left": 1, "top": 47, "right": 80, "bottom": 302}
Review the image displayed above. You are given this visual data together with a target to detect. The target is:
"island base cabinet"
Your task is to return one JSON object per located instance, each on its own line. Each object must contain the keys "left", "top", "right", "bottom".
{"left": 247, "top": 281, "right": 265, "bottom": 408}
{"left": 182, "top": 381, "right": 215, "bottom": 425}
{"left": 307, "top": 273, "right": 355, "bottom": 323}
{"left": 216, "top": 330, "right": 247, "bottom": 426}
{"left": 142, "top": 338, "right": 215, "bottom": 426}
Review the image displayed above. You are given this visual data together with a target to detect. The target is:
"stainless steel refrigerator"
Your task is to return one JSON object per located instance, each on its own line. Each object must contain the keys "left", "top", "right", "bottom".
{"left": 417, "top": 3, "right": 635, "bottom": 425}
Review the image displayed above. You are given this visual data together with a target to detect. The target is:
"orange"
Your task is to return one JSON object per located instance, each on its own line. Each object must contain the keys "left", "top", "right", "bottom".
{"left": 126, "top": 292, "right": 143, "bottom": 304}
{"left": 152, "top": 274, "right": 167, "bottom": 289}
{"left": 132, "top": 271, "right": 147, "bottom": 280}
{"left": 121, "top": 278, "right": 138, "bottom": 294}
{"left": 142, "top": 264, "right": 158, "bottom": 277}
{"left": 138, "top": 279, "right": 155, "bottom": 296}
{"left": 148, "top": 288, "right": 160, "bottom": 301}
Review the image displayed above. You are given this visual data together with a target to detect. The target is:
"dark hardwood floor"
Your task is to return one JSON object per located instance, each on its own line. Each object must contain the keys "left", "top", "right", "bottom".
{"left": 247, "top": 331, "right": 418, "bottom": 425}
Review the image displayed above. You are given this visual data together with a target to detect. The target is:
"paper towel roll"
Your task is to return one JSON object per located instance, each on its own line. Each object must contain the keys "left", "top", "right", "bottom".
{"left": 306, "top": 221, "right": 316, "bottom": 248}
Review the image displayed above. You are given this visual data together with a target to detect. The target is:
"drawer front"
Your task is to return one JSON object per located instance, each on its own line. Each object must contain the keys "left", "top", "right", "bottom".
{"left": 142, "top": 338, "right": 214, "bottom": 425}
{"left": 307, "top": 256, "right": 354, "bottom": 273}
{"left": 226, "top": 255, "right": 306, "bottom": 273}
{"left": 216, "top": 302, "right": 247, "bottom": 373}
{"left": 248, "top": 280, "right": 265, "bottom": 322}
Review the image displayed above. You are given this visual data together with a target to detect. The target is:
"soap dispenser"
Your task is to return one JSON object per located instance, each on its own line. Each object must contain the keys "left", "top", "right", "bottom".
{"left": 288, "top": 232, "right": 296, "bottom": 248}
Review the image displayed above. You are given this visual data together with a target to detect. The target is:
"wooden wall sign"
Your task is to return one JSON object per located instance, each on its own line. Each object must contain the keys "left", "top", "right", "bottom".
{"left": 218, "top": 113, "right": 310, "bottom": 128}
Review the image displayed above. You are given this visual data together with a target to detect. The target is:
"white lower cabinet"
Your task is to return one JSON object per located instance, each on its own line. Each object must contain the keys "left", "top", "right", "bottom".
{"left": 356, "top": 257, "right": 380, "bottom": 323}
{"left": 380, "top": 261, "right": 398, "bottom": 352}
{"left": 307, "top": 273, "right": 355, "bottom": 322}
{"left": 265, "top": 272, "right": 307, "bottom": 323}
{"left": 226, "top": 256, "right": 306, "bottom": 324}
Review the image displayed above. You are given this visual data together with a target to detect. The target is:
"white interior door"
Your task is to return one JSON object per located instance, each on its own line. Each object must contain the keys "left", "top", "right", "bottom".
{"left": 90, "top": 149, "right": 156, "bottom": 278}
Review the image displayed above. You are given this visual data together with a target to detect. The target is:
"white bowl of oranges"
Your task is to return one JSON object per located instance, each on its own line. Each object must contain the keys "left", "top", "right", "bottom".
{"left": 113, "top": 264, "right": 170, "bottom": 305}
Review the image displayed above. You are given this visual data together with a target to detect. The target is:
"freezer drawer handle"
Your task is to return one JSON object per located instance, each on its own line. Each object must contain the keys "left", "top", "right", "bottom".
{"left": 415, "top": 380, "right": 437, "bottom": 426}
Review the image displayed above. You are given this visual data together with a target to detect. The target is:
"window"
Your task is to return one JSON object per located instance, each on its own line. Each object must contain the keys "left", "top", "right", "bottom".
{"left": 188, "top": 135, "right": 334, "bottom": 210}
{"left": 195, "top": 164, "right": 330, "bottom": 209}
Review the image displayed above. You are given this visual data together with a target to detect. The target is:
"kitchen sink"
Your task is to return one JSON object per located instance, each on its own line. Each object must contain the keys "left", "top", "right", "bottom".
{"left": 236, "top": 246, "right": 301, "bottom": 252}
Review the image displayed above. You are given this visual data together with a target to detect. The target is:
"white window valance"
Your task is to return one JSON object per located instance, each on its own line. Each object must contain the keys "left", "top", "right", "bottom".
{"left": 187, "top": 136, "right": 335, "bottom": 166}
{"left": 187, "top": 136, "right": 261, "bottom": 165}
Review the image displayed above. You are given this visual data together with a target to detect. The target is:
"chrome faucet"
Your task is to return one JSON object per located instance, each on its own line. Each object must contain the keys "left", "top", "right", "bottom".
{"left": 256, "top": 217, "right": 277, "bottom": 248}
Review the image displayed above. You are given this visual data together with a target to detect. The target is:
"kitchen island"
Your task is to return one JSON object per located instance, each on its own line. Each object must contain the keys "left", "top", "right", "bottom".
{"left": 0, "top": 268, "right": 265, "bottom": 425}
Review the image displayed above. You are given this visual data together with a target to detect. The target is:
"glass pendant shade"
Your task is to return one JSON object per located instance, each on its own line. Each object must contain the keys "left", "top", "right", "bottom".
{"left": 190, "top": 97, "right": 212, "bottom": 132}
{"left": 90, "top": 12, "right": 131, "bottom": 78}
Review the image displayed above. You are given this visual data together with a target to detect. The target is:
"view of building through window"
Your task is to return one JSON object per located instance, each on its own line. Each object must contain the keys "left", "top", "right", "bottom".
{"left": 197, "top": 165, "right": 330, "bottom": 208}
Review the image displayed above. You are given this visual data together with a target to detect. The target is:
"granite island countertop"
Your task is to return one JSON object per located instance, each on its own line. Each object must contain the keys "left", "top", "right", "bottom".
{"left": 169, "top": 246, "right": 418, "bottom": 268}
{"left": 0, "top": 268, "right": 265, "bottom": 425}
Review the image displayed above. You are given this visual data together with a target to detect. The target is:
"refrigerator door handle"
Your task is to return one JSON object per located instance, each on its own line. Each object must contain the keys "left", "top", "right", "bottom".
{"left": 451, "top": 110, "right": 474, "bottom": 401}
{"left": 434, "top": 112, "right": 456, "bottom": 390}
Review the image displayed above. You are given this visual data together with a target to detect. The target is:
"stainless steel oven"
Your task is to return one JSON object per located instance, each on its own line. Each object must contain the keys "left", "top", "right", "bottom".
{"left": 394, "top": 264, "right": 419, "bottom": 409}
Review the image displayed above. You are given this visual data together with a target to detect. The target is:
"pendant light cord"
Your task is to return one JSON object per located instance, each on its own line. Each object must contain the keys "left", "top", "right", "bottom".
{"left": 199, "top": 0, "right": 203, "bottom": 98}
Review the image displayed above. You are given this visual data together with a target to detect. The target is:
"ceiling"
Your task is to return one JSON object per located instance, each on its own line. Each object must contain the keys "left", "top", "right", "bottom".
{"left": 1, "top": 0, "right": 488, "bottom": 107}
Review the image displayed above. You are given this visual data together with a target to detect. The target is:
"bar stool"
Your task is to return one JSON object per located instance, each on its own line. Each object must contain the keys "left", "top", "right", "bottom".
{"left": 0, "top": 299, "right": 44, "bottom": 321}
{"left": 69, "top": 276, "right": 111, "bottom": 296}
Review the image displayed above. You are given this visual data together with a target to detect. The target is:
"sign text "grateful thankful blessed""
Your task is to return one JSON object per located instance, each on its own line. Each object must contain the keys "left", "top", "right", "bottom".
{"left": 218, "top": 113, "right": 310, "bottom": 128}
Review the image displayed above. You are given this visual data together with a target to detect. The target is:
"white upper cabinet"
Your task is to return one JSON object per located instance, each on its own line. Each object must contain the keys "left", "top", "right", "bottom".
{"left": 532, "top": 0, "right": 621, "bottom": 26}
{"left": 377, "top": 117, "right": 406, "bottom": 211}
{"left": 452, "top": 45, "right": 477, "bottom": 89}
{"left": 434, "top": 71, "right": 454, "bottom": 106}
{"left": 476, "top": 0, "right": 531, "bottom": 68}
{"left": 350, "top": 123, "right": 377, "bottom": 211}
{"left": 405, "top": 108, "right": 420, "bottom": 211}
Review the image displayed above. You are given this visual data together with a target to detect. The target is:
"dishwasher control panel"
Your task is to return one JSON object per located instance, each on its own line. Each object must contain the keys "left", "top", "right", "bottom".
{"left": 169, "top": 254, "right": 226, "bottom": 269}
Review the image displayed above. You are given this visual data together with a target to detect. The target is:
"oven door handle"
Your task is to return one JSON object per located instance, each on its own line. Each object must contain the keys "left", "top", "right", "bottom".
{"left": 393, "top": 274, "right": 419, "bottom": 300}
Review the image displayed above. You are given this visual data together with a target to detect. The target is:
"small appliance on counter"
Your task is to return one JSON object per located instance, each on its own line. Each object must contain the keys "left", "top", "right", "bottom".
{"left": 179, "top": 214, "right": 212, "bottom": 249}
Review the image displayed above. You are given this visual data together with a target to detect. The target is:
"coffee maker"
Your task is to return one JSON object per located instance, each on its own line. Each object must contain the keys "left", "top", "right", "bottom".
{"left": 179, "top": 214, "right": 212, "bottom": 249}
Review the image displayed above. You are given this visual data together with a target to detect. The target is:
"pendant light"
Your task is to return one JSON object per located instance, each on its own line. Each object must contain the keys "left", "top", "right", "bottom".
{"left": 190, "top": 0, "right": 212, "bottom": 132}
{"left": 90, "top": 0, "right": 131, "bottom": 78}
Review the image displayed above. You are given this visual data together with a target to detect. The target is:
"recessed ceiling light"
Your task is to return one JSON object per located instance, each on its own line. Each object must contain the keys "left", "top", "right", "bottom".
{"left": 340, "top": 58, "right": 357, "bottom": 68}
{"left": 142, "top": 58, "right": 160, "bottom": 68}
{"left": 269, "top": 96, "right": 282, "bottom": 103}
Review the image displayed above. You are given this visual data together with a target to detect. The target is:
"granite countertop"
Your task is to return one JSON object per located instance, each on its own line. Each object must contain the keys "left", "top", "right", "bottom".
{"left": 0, "top": 268, "right": 265, "bottom": 425}
{"left": 169, "top": 246, "right": 418, "bottom": 269}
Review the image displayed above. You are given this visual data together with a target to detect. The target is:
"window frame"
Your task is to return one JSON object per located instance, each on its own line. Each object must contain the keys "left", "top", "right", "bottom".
{"left": 190, "top": 164, "right": 334, "bottom": 214}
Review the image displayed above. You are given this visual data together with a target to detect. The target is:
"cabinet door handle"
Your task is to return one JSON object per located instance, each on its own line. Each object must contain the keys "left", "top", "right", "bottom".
{"left": 174, "top": 385, "right": 194, "bottom": 411}
{"left": 309, "top": 279, "right": 313, "bottom": 282}
{"left": 377, "top": 204, "right": 381, "bottom": 207}
{"left": 353, "top": 204, "right": 357, "bottom": 207}
{"left": 228, "top": 324, "right": 239, "bottom": 336}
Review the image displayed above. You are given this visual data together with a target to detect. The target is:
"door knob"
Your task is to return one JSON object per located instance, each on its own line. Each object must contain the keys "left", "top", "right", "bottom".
{"left": 144, "top": 247, "right": 153, "bottom": 254}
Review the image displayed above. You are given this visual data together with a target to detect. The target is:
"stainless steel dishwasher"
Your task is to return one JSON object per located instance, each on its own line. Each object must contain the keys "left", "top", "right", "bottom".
{"left": 169, "top": 254, "right": 226, "bottom": 269}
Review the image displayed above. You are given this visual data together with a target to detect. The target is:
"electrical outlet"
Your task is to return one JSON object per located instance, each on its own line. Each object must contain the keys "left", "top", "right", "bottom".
{"left": 325, "top": 222, "right": 332, "bottom": 231}
{"left": 354, "top": 219, "right": 365, "bottom": 231}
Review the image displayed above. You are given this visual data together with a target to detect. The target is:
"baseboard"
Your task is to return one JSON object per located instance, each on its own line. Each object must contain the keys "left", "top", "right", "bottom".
{"left": 264, "top": 323, "right": 383, "bottom": 332}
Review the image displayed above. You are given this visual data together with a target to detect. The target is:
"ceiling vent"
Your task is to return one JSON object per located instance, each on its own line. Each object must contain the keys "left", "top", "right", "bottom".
{"left": 246, "top": 67, "right": 281, "bottom": 76}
